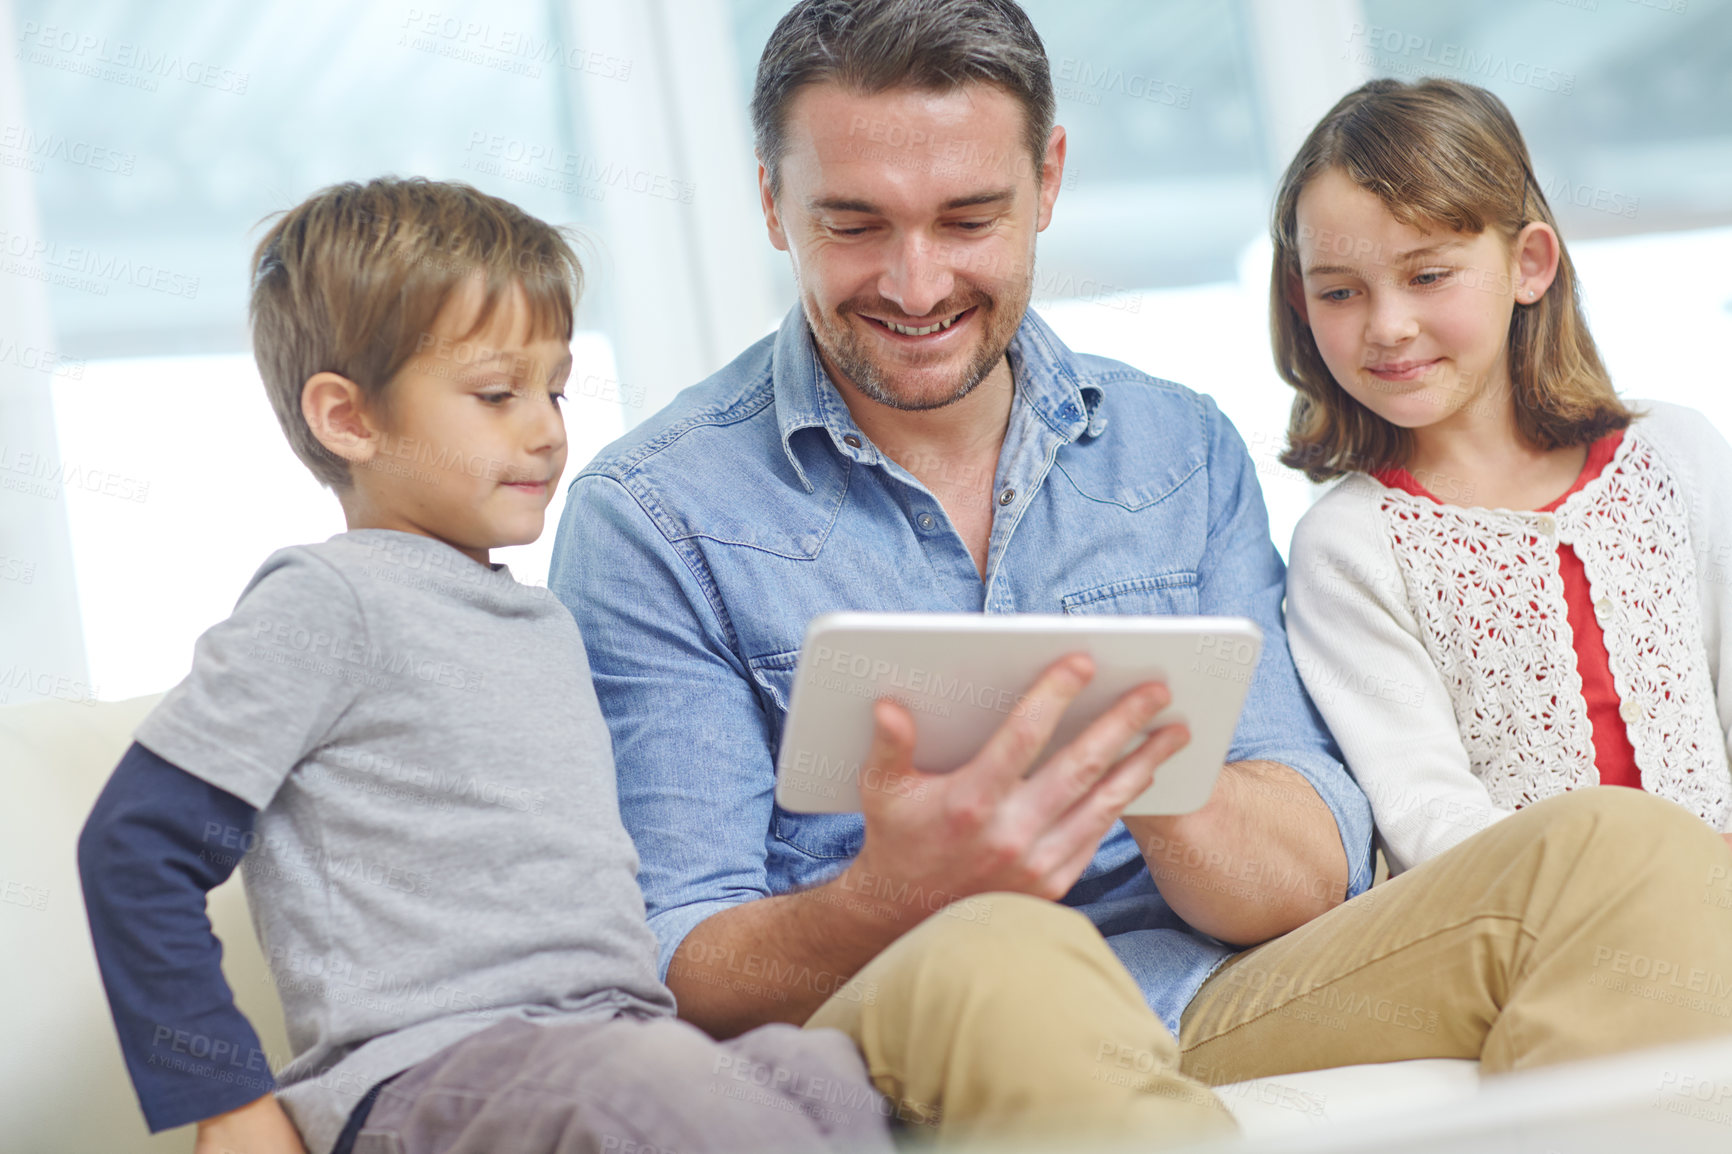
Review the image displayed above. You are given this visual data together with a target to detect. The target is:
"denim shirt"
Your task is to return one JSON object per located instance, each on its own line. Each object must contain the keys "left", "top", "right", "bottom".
{"left": 550, "top": 306, "right": 1374, "bottom": 1035}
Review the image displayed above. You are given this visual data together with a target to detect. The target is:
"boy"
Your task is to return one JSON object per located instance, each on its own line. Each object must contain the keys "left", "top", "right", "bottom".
{"left": 77, "top": 178, "right": 893, "bottom": 1154}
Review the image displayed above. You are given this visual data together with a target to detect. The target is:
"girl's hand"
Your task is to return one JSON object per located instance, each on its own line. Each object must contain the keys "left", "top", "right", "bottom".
{"left": 1722, "top": 832, "right": 1732, "bottom": 852}
{"left": 193, "top": 1094, "right": 308, "bottom": 1154}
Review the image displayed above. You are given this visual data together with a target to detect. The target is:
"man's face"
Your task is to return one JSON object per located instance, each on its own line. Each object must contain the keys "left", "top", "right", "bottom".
{"left": 762, "top": 82, "right": 1064, "bottom": 411}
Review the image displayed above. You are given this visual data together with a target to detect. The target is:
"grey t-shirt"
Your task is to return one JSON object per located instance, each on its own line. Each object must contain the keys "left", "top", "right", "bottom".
{"left": 135, "top": 529, "right": 675, "bottom": 1154}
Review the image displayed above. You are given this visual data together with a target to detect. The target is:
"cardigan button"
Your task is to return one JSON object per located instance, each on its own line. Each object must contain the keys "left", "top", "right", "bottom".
{"left": 1535, "top": 514, "right": 1557, "bottom": 536}
{"left": 1595, "top": 597, "right": 1613, "bottom": 620}
{"left": 1619, "top": 699, "right": 1643, "bottom": 724}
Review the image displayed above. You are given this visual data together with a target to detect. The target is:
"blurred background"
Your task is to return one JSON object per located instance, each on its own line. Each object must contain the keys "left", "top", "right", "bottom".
{"left": 2, "top": 0, "right": 1730, "bottom": 705}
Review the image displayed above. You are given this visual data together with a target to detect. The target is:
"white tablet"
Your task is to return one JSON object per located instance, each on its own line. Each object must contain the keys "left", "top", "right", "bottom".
{"left": 774, "top": 612, "right": 1262, "bottom": 816}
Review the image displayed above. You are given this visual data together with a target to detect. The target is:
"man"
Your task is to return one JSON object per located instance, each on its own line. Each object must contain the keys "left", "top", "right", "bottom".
{"left": 551, "top": 0, "right": 1732, "bottom": 1141}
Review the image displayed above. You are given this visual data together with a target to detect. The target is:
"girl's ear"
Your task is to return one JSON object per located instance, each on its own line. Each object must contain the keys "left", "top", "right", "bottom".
{"left": 1512, "top": 222, "right": 1561, "bottom": 306}
{"left": 1283, "top": 270, "right": 1309, "bottom": 326}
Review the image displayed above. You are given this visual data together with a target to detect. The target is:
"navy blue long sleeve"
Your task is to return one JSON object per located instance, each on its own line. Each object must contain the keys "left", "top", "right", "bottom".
{"left": 77, "top": 741, "right": 277, "bottom": 1131}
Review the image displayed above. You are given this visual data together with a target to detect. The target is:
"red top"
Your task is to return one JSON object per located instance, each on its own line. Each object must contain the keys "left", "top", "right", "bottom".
{"left": 1374, "top": 432, "right": 1640, "bottom": 791}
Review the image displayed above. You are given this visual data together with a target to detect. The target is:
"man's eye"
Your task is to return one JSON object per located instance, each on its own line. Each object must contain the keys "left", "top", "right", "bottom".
{"left": 952, "top": 219, "right": 993, "bottom": 232}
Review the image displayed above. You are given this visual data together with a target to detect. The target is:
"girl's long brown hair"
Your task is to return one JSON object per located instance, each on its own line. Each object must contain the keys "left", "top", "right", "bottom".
{"left": 1271, "top": 77, "right": 1634, "bottom": 481}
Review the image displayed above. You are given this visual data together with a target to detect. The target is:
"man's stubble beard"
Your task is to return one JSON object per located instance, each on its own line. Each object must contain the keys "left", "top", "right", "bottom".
{"left": 800, "top": 267, "right": 1034, "bottom": 414}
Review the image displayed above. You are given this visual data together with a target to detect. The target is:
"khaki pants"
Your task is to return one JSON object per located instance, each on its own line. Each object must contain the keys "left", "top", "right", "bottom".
{"left": 808, "top": 788, "right": 1732, "bottom": 1147}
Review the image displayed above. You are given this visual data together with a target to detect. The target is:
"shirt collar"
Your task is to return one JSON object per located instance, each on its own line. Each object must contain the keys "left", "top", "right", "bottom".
{"left": 770, "top": 305, "right": 1106, "bottom": 487}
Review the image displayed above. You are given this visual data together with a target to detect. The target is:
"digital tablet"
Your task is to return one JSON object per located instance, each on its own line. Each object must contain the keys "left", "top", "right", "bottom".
{"left": 774, "top": 612, "right": 1262, "bottom": 816}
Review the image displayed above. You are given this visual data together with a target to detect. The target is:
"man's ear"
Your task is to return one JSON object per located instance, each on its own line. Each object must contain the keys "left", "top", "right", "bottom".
{"left": 759, "top": 159, "right": 790, "bottom": 253}
{"left": 302, "top": 372, "right": 382, "bottom": 466}
{"left": 1035, "top": 124, "right": 1067, "bottom": 232}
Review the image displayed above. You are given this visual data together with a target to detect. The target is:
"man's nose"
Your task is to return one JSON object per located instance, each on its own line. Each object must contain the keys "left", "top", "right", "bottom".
{"left": 877, "top": 231, "right": 955, "bottom": 319}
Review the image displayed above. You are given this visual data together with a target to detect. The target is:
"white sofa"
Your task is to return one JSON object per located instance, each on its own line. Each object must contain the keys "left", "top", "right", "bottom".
{"left": 0, "top": 693, "right": 1482, "bottom": 1151}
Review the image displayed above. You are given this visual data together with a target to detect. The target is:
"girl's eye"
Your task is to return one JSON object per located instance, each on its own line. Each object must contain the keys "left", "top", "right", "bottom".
{"left": 550, "top": 392, "right": 566, "bottom": 406}
{"left": 1412, "top": 269, "right": 1451, "bottom": 287}
{"left": 1319, "top": 287, "right": 1354, "bottom": 303}
{"left": 479, "top": 391, "right": 512, "bottom": 405}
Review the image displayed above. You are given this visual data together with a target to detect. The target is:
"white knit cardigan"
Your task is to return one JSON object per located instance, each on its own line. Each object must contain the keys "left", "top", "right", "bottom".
{"left": 1286, "top": 401, "right": 1732, "bottom": 874}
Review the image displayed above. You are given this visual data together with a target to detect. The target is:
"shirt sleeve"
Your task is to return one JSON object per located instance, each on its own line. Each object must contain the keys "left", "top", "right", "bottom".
{"left": 134, "top": 546, "right": 367, "bottom": 809}
{"left": 550, "top": 474, "right": 777, "bottom": 979}
{"left": 1193, "top": 397, "right": 1375, "bottom": 897}
{"left": 1286, "top": 481, "right": 1512, "bottom": 873}
{"left": 77, "top": 742, "right": 277, "bottom": 1131}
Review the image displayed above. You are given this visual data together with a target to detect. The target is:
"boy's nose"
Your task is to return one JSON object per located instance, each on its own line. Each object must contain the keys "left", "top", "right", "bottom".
{"left": 525, "top": 393, "right": 567, "bottom": 456}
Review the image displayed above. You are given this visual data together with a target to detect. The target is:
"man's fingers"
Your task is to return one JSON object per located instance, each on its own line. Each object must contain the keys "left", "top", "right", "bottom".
{"left": 859, "top": 698, "right": 919, "bottom": 811}
{"left": 962, "top": 653, "right": 1094, "bottom": 787}
{"left": 1020, "top": 680, "right": 1172, "bottom": 817}
{"left": 1031, "top": 722, "right": 1192, "bottom": 879}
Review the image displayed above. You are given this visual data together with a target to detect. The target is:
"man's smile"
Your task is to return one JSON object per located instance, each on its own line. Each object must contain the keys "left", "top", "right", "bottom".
{"left": 856, "top": 305, "right": 979, "bottom": 343}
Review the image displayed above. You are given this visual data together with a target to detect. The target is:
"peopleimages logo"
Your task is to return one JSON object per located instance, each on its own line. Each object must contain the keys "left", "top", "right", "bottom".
{"left": 15, "top": 21, "right": 249, "bottom": 94}
{"left": 806, "top": 643, "right": 1043, "bottom": 721}
{"left": 0, "top": 228, "right": 199, "bottom": 299}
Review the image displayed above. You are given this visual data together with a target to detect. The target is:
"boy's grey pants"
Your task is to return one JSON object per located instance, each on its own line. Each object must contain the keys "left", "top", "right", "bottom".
{"left": 351, "top": 1015, "right": 895, "bottom": 1154}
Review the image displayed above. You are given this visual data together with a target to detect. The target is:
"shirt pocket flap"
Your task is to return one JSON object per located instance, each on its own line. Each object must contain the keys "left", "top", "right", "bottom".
{"left": 1060, "top": 572, "right": 1200, "bottom": 616}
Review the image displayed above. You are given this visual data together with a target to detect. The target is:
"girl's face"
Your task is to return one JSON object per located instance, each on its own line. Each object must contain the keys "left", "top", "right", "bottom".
{"left": 1291, "top": 167, "right": 1554, "bottom": 435}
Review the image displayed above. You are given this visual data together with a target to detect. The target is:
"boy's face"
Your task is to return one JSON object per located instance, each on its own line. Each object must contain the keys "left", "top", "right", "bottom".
{"left": 349, "top": 279, "right": 572, "bottom": 565}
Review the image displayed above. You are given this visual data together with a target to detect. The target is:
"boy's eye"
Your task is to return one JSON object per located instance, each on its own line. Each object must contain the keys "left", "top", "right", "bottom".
{"left": 1412, "top": 269, "right": 1451, "bottom": 287}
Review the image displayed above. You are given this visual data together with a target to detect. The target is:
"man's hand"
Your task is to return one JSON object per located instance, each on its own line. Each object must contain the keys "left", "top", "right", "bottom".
{"left": 1125, "top": 761, "right": 1349, "bottom": 947}
{"left": 193, "top": 1094, "right": 307, "bottom": 1154}
{"left": 842, "top": 653, "right": 1190, "bottom": 929}
{"left": 666, "top": 653, "right": 1189, "bottom": 1037}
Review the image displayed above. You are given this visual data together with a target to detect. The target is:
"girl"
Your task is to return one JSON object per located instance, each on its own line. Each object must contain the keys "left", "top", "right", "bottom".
{"left": 1272, "top": 77, "right": 1732, "bottom": 874}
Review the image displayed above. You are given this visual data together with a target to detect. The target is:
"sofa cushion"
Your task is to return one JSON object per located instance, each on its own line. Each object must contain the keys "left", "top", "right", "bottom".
{"left": 0, "top": 693, "right": 288, "bottom": 1153}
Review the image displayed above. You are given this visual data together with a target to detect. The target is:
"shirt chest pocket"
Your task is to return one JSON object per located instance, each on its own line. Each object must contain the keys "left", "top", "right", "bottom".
{"left": 747, "top": 649, "right": 869, "bottom": 863}
{"left": 1060, "top": 572, "right": 1200, "bottom": 616}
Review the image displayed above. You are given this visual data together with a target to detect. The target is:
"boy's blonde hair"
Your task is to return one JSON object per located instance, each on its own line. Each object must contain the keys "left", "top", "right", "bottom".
{"left": 1270, "top": 78, "right": 1633, "bottom": 481}
{"left": 250, "top": 177, "right": 582, "bottom": 489}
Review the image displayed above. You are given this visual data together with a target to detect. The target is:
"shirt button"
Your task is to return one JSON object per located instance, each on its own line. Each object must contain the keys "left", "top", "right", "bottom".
{"left": 1535, "top": 514, "right": 1556, "bottom": 536}
{"left": 916, "top": 512, "right": 936, "bottom": 531}
{"left": 843, "top": 434, "right": 862, "bottom": 449}
{"left": 998, "top": 488, "right": 1016, "bottom": 506}
{"left": 1060, "top": 402, "right": 1079, "bottom": 420}
{"left": 1620, "top": 699, "right": 1643, "bottom": 724}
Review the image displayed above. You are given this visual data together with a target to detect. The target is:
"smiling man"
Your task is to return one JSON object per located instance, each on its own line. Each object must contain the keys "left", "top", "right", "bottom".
{"left": 550, "top": 0, "right": 1732, "bottom": 1141}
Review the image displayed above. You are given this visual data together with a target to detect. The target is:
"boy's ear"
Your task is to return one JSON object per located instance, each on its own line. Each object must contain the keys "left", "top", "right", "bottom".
{"left": 302, "top": 372, "right": 382, "bottom": 466}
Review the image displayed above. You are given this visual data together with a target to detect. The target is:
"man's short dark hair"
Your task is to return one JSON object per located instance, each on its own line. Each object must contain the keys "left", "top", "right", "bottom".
{"left": 751, "top": 0, "right": 1055, "bottom": 195}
